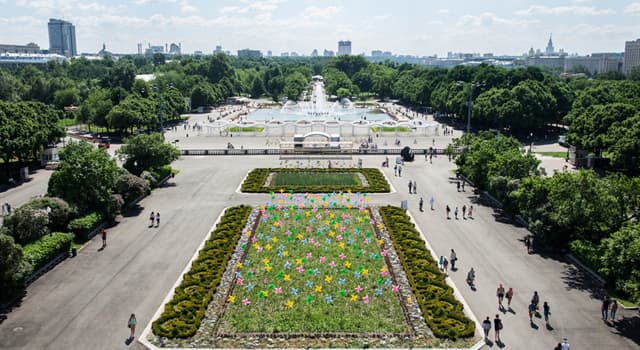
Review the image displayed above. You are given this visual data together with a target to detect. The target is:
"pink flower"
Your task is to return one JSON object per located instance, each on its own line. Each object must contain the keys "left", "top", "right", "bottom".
{"left": 355, "top": 285, "right": 364, "bottom": 293}
{"left": 286, "top": 230, "right": 292, "bottom": 236}
{"left": 381, "top": 270, "right": 388, "bottom": 277}
{"left": 263, "top": 278, "right": 269, "bottom": 285}
{"left": 381, "top": 249, "right": 388, "bottom": 257}
{"left": 314, "top": 242, "right": 321, "bottom": 248}
{"left": 306, "top": 252, "right": 313, "bottom": 259}
{"left": 339, "top": 253, "right": 346, "bottom": 260}
{"left": 236, "top": 278, "right": 244, "bottom": 285}
{"left": 242, "top": 298, "right": 251, "bottom": 305}
{"left": 363, "top": 295, "right": 369, "bottom": 303}
{"left": 308, "top": 238, "right": 314, "bottom": 244}
{"left": 329, "top": 261, "right": 336, "bottom": 268}
{"left": 297, "top": 266, "right": 305, "bottom": 273}
{"left": 306, "top": 226, "right": 312, "bottom": 233}
{"left": 256, "top": 247, "right": 263, "bottom": 253}
{"left": 274, "top": 287, "right": 282, "bottom": 294}
{"left": 316, "top": 213, "right": 322, "bottom": 219}
{"left": 251, "top": 236, "right": 257, "bottom": 243}
{"left": 392, "top": 285, "right": 400, "bottom": 293}
{"left": 319, "top": 256, "right": 326, "bottom": 263}
{"left": 336, "top": 235, "right": 343, "bottom": 241}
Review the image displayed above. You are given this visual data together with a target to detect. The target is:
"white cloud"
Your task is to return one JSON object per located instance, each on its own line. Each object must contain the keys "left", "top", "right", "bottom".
{"left": 457, "top": 12, "right": 537, "bottom": 27}
{"left": 516, "top": 5, "right": 615, "bottom": 16}
{"left": 624, "top": 2, "right": 640, "bottom": 14}
{"left": 437, "top": 9, "right": 449, "bottom": 14}
{"left": 303, "top": 6, "right": 340, "bottom": 19}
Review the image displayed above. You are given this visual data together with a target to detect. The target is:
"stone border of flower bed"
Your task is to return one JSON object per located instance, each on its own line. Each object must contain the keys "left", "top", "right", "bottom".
{"left": 241, "top": 168, "right": 390, "bottom": 193}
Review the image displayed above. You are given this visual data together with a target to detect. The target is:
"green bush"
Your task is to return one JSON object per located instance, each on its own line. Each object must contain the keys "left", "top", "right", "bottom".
{"left": 3, "top": 207, "right": 50, "bottom": 245}
{"left": 22, "top": 197, "right": 73, "bottom": 232}
{"left": 23, "top": 232, "right": 74, "bottom": 271}
{"left": 152, "top": 205, "right": 251, "bottom": 339}
{"left": 379, "top": 206, "right": 475, "bottom": 340}
{"left": 241, "top": 168, "right": 390, "bottom": 193}
{"left": 150, "top": 165, "right": 177, "bottom": 188}
{"left": 68, "top": 212, "right": 105, "bottom": 241}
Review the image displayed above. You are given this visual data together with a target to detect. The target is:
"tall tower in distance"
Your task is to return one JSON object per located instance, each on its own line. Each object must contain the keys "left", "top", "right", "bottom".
{"left": 48, "top": 18, "right": 77, "bottom": 57}
{"left": 624, "top": 38, "right": 640, "bottom": 75}
{"left": 545, "top": 34, "right": 555, "bottom": 55}
{"left": 338, "top": 40, "right": 351, "bottom": 55}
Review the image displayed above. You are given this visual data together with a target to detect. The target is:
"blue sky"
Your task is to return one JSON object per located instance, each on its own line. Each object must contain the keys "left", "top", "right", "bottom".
{"left": 0, "top": 0, "right": 639, "bottom": 56}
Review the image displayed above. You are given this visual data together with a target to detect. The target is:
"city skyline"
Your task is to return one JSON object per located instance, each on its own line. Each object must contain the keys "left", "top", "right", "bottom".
{"left": 0, "top": 0, "right": 640, "bottom": 56}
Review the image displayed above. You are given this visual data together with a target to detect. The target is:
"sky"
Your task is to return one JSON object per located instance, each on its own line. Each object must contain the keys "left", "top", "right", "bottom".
{"left": 0, "top": 0, "right": 639, "bottom": 57}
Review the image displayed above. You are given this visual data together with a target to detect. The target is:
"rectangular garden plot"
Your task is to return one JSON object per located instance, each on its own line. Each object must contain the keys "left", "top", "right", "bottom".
{"left": 217, "top": 208, "right": 409, "bottom": 334}
{"left": 241, "top": 168, "right": 390, "bottom": 193}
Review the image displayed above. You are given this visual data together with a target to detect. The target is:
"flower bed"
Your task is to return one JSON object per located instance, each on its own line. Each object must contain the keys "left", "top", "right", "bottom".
{"left": 151, "top": 205, "right": 252, "bottom": 338}
{"left": 379, "top": 206, "right": 475, "bottom": 340}
{"left": 241, "top": 168, "right": 389, "bottom": 193}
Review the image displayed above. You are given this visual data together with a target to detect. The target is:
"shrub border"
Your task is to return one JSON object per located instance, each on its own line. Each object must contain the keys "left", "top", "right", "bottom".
{"left": 379, "top": 206, "right": 476, "bottom": 340}
{"left": 240, "top": 168, "right": 390, "bottom": 193}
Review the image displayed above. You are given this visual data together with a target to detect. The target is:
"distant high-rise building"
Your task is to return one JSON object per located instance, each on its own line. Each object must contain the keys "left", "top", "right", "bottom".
{"left": 48, "top": 18, "right": 77, "bottom": 57}
{"left": 371, "top": 50, "right": 383, "bottom": 57}
{"left": 0, "top": 42, "right": 40, "bottom": 54}
{"left": 338, "top": 40, "right": 351, "bottom": 55}
{"left": 323, "top": 49, "right": 334, "bottom": 57}
{"left": 311, "top": 49, "right": 318, "bottom": 57}
{"left": 137, "top": 43, "right": 143, "bottom": 55}
{"left": 214, "top": 45, "right": 223, "bottom": 54}
{"left": 624, "top": 39, "right": 640, "bottom": 75}
{"left": 237, "top": 49, "right": 262, "bottom": 58}
{"left": 169, "top": 43, "right": 181, "bottom": 55}
{"left": 267, "top": 50, "right": 272, "bottom": 57}
{"left": 545, "top": 34, "right": 555, "bottom": 55}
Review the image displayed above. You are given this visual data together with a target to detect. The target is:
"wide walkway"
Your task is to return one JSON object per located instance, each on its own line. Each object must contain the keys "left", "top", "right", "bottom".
{"left": 0, "top": 155, "right": 637, "bottom": 349}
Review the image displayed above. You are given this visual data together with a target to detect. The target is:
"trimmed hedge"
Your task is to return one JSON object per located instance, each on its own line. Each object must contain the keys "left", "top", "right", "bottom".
{"left": 241, "top": 168, "right": 390, "bottom": 193}
{"left": 23, "top": 232, "right": 74, "bottom": 271}
{"left": 379, "top": 206, "right": 475, "bottom": 340}
{"left": 152, "top": 205, "right": 251, "bottom": 339}
{"left": 68, "top": 212, "right": 105, "bottom": 242}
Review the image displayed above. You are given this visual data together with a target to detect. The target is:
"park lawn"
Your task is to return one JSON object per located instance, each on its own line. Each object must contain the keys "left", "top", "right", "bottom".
{"left": 272, "top": 172, "right": 361, "bottom": 187}
{"left": 228, "top": 126, "right": 265, "bottom": 132}
{"left": 535, "top": 151, "right": 567, "bottom": 158}
{"left": 371, "top": 126, "right": 412, "bottom": 132}
{"left": 218, "top": 208, "right": 408, "bottom": 333}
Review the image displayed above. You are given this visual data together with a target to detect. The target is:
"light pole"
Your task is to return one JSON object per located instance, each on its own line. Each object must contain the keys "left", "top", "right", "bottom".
{"left": 152, "top": 84, "right": 172, "bottom": 137}
{"left": 456, "top": 81, "right": 484, "bottom": 135}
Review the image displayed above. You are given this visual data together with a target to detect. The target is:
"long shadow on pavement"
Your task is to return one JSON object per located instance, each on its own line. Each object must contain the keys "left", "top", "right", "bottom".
{"left": 609, "top": 316, "right": 640, "bottom": 346}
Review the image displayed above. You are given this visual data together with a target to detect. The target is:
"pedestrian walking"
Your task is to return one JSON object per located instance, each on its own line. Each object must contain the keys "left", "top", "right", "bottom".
{"left": 438, "top": 255, "right": 444, "bottom": 271}
{"left": 528, "top": 235, "right": 534, "bottom": 253}
{"left": 482, "top": 316, "right": 492, "bottom": 341}
{"left": 468, "top": 205, "right": 473, "bottom": 218}
{"left": 450, "top": 249, "right": 457, "bottom": 270}
{"left": 462, "top": 181, "right": 465, "bottom": 191}
{"left": 561, "top": 338, "right": 570, "bottom": 350}
{"left": 454, "top": 206, "right": 459, "bottom": 220}
{"left": 413, "top": 181, "right": 417, "bottom": 194}
{"left": 610, "top": 299, "right": 618, "bottom": 320}
{"left": 497, "top": 284, "right": 505, "bottom": 309}
{"left": 446, "top": 205, "right": 451, "bottom": 219}
{"left": 419, "top": 197, "right": 424, "bottom": 212}
{"left": 394, "top": 165, "right": 398, "bottom": 176}
{"left": 543, "top": 301, "right": 551, "bottom": 325}
{"left": 443, "top": 257, "right": 449, "bottom": 275}
{"left": 601, "top": 297, "right": 611, "bottom": 320}
{"left": 398, "top": 165, "right": 402, "bottom": 177}
{"left": 494, "top": 314, "right": 503, "bottom": 343}
{"left": 456, "top": 181, "right": 460, "bottom": 191}
{"left": 128, "top": 313, "right": 137, "bottom": 340}
{"left": 525, "top": 236, "right": 531, "bottom": 253}
{"left": 506, "top": 287, "right": 514, "bottom": 308}
{"left": 101, "top": 229, "right": 107, "bottom": 249}
{"left": 430, "top": 196, "right": 435, "bottom": 210}
{"left": 155, "top": 212, "right": 160, "bottom": 227}
{"left": 149, "top": 211, "right": 155, "bottom": 227}
{"left": 528, "top": 301, "right": 537, "bottom": 322}
{"left": 531, "top": 291, "right": 540, "bottom": 311}
{"left": 462, "top": 205, "right": 467, "bottom": 219}
{"left": 408, "top": 181, "right": 412, "bottom": 194}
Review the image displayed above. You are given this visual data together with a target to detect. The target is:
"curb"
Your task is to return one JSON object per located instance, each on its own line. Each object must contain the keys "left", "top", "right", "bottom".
{"left": 565, "top": 253, "right": 605, "bottom": 286}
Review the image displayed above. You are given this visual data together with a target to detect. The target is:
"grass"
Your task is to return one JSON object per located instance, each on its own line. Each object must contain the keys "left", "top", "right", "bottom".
{"left": 370, "top": 126, "right": 412, "bottom": 132}
{"left": 535, "top": 151, "right": 568, "bottom": 158}
{"left": 58, "top": 117, "right": 78, "bottom": 128}
{"left": 607, "top": 289, "right": 639, "bottom": 308}
{"left": 272, "top": 172, "right": 361, "bottom": 187}
{"left": 218, "top": 208, "right": 408, "bottom": 333}
{"left": 228, "top": 126, "right": 265, "bottom": 132}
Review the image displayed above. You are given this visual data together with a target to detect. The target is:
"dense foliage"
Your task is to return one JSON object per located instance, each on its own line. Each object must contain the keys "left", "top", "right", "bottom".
{"left": 380, "top": 206, "right": 475, "bottom": 339}
{"left": 241, "top": 168, "right": 390, "bottom": 193}
{"left": 116, "top": 133, "right": 180, "bottom": 176}
{"left": 152, "top": 205, "right": 251, "bottom": 338}
{"left": 23, "top": 232, "right": 74, "bottom": 271}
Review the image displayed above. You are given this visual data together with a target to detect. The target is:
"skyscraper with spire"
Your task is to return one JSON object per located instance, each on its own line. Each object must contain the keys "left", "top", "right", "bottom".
{"left": 545, "top": 34, "right": 555, "bottom": 55}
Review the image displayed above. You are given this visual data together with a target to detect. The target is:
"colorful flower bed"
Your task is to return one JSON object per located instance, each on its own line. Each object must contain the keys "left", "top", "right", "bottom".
{"left": 217, "top": 199, "right": 408, "bottom": 333}
{"left": 241, "top": 168, "right": 390, "bottom": 193}
{"left": 379, "top": 206, "right": 475, "bottom": 340}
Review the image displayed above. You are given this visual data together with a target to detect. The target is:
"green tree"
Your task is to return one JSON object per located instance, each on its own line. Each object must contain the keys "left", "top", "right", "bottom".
{"left": 0, "top": 232, "right": 32, "bottom": 301}
{"left": 566, "top": 103, "right": 636, "bottom": 156}
{"left": 250, "top": 77, "right": 265, "bottom": 98}
{"left": 48, "top": 141, "right": 120, "bottom": 214}
{"left": 600, "top": 224, "right": 640, "bottom": 301}
{"left": 80, "top": 88, "right": 113, "bottom": 128}
{"left": 2, "top": 207, "right": 49, "bottom": 244}
{"left": 117, "top": 133, "right": 180, "bottom": 175}
{"left": 283, "top": 72, "right": 308, "bottom": 100}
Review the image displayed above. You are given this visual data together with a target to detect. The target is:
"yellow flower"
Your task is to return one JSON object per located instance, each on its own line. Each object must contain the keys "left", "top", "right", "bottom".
{"left": 339, "top": 242, "right": 345, "bottom": 249}
{"left": 362, "top": 269, "right": 369, "bottom": 275}
{"left": 265, "top": 244, "right": 272, "bottom": 251}
{"left": 296, "top": 234, "right": 303, "bottom": 240}
{"left": 263, "top": 290, "right": 269, "bottom": 297}
{"left": 324, "top": 276, "right": 332, "bottom": 284}
{"left": 345, "top": 261, "right": 352, "bottom": 268}
{"left": 325, "top": 220, "right": 330, "bottom": 226}
{"left": 357, "top": 217, "right": 363, "bottom": 223}
{"left": 364, "top": 209, "right": 369, "bottom": 215}
{"left": 246, "top": 231, "right": 252, "bottom": 236}
{"left": 273, "top": 221, "right": 280, "bottom": 227}
{"left": 262, "top": 258, "right": 270, "bottom": 265}
{"left": 329, "top": 213, "right": 335, "bottom": 219}
{"left": 283, "top": 250, "right": 289, "bottom": 257}
{"left": 377, "top": 223, "right": 384, "bottom": 229}
{"left": 407, "top": 296, "right": 412, "bottom": 304}
{"left": 272, "top": 236, "right": 278, "bottom": 243}
{"left": 284, "top": 274, "right": 291, "bottom": 281}
{"left": 329, "top": 231, "right": 336, "bottom": 237}
{"left": 253, "top": 243, "right": 260, "bottom": 249}
{"left": 227, "top": 295, "right": 236, "bottom": 303}
{"left": 377, "top": 239, "right": 384, "bottom": 246}
{"left": 346, "top": 204, "right": 352, "bottom": 209}
{"left": 296, "top": 258, "right": 303, "bottom": 265}
{"left": 286, "top": 300, "right": 294, "bottom": 308}
{"left": 350, "top": 294, "right": 358, "bottom": 302}
{"left": 333, "top": 223, "right": 340, "bottom": 229}
{"left": 236, "top": 262, "right": 243, "bottom": 269}
{"left": 315, "top": 285, "right": 323, "bottom": 293}
{"left": 265, "top": 265, "right": 272, "bottom": 272}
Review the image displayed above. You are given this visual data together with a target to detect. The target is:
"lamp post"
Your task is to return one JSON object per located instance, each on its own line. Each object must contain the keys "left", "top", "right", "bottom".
{"left": 152, "top": 83, "right": 172, "bottom": 137}
{"left": 456, "top": 81, "right": 484, "bottom": 135}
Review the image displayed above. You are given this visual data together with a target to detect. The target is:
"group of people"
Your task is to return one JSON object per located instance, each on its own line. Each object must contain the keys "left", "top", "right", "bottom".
{"left": 0, "top": 202, "right": 12, "bottom": 216}
{"left": 601, "top": 297, "right": 619, "bottom": 321}
{"left": 149, "top": 211, "right": 161, "bottom": 227}
{"left": 445, "top": 204, "right": 473, "bottom": 220}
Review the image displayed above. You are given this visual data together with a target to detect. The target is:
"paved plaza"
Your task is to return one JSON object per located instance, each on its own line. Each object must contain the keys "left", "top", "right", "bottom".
{"left": 0, "top": 149, "right": 638, "bottom": 349}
